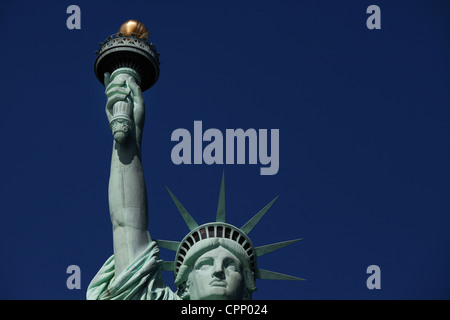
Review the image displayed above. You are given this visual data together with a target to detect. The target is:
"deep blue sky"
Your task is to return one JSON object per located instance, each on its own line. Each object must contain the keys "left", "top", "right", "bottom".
{"left": 0, "top": 0, "right": 449, "bottom": 300}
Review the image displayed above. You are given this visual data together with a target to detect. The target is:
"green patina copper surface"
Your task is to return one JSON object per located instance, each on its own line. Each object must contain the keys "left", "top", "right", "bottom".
{"left": 88, "top": 23, "right": 303, "bottom": 301}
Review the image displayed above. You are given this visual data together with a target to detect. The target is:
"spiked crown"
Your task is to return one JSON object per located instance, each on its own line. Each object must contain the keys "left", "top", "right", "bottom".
{"left": 156, "top": 172, "right": 304, "bottom": 283}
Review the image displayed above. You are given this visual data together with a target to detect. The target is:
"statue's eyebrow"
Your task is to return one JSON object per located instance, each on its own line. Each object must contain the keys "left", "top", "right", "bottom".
{"left": 194, "top": 256, "right": 214, "bottom": 268}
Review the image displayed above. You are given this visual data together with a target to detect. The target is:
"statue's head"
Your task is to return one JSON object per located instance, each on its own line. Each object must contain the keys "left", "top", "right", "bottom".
{"left": 175, "top": 238, "right": 256, "bottom": 300}
{"left": 156, "top": 172, "right": 304, "bottom": 300}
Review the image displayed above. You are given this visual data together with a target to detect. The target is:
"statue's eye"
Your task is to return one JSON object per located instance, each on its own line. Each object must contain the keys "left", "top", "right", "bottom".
{"left": 199, "top": 264, "right": 211, "bottom": 271}
{"left": 225, "top": 262, "right": 240, "bottom": 272}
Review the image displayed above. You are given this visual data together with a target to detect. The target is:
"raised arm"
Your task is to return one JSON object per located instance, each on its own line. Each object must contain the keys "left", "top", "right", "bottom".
{"left": 104, "top": 70, "right": 150, "bottom": 275}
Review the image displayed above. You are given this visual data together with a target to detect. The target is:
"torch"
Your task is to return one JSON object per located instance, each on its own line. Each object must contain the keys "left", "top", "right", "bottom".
{"left": 94, "top": 20, "right": 160, "bottom": 142}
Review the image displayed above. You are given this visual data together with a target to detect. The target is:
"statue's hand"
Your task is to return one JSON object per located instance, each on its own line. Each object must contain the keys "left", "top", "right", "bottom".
{"left": 104, "top": 72, "right": 145, "bottom": 143}
{"left": 126, "top": 76, "right": 145, "bottom": 132}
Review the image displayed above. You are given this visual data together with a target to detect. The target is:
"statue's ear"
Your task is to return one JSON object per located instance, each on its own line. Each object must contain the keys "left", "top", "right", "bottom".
{"left": 244, "top": 269, "right": 254, "bottom": 287}
{"left": 243, "top": 269, "right": 257, "bottom": 300}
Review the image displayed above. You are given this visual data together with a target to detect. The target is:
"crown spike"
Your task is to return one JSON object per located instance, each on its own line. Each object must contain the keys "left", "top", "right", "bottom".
{"left": 155, "top": 239, "right": 180, "bottom": 252}
{"left": 255, "top": 238, "right": 302, "bottom": 257}
{"left": 216, "top": 171, "right": 226, "bottom": 223}
{"left": 256, "top": 269, "right": 305, "bottom": 281}
{"left": 240, "top": 196, "right": 278, "bottom": 235}
{"left": 166, "top": 186, "right": 199, "bottom": 231}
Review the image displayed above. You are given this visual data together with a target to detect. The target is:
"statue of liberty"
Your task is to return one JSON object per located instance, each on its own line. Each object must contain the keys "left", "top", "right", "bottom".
{"left": 87, "top": 20, "right": 303, "bottom": 300}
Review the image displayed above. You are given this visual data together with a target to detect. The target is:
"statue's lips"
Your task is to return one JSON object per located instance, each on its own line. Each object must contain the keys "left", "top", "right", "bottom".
{"left": 210, "top": 280, "right": 227, "bottom": 287}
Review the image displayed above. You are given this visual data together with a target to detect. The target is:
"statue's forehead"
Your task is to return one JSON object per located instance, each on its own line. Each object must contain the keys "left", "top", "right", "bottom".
{"left": 195, "top": 246, "right": 241, "bottom": 263}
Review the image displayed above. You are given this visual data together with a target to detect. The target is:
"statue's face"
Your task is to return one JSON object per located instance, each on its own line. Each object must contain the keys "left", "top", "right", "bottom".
{"left": 187, "top": 246, "right": 245, "bottom": 300}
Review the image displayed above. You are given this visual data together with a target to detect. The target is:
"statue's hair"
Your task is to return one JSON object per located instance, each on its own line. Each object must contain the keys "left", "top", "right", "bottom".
{"left": 174, "top": 238, "right": 257, "bottom": 300}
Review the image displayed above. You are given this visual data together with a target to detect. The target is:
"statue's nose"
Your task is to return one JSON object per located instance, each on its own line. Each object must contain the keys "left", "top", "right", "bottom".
{"left": 212, "top": 264, "right": 225, "bottom": 280}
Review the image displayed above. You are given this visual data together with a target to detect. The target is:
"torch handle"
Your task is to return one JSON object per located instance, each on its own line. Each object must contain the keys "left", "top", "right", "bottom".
{"left": 110, "top": 99, "right": 133, "bottom": 143}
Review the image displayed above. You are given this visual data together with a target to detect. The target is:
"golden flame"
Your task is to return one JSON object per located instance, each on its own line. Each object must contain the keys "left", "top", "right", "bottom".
{"left": 118, "top": 20, "right": 149, "bottom": 39}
